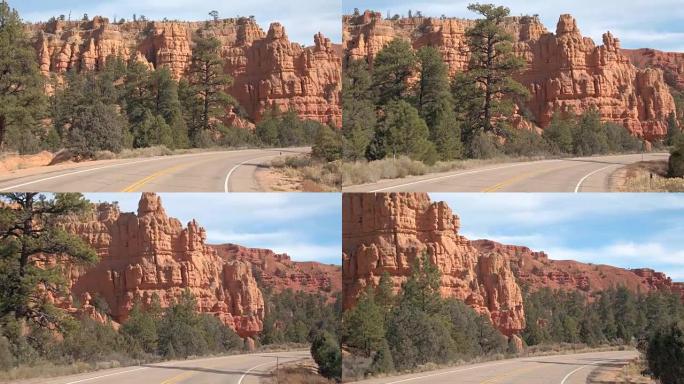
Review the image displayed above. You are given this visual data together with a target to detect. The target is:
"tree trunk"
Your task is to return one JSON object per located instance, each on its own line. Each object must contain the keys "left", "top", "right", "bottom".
{"left": 0, "top": 114, "right": 6, "bottom": 151}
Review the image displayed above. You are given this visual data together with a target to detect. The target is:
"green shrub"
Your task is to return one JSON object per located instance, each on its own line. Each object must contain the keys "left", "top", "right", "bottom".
{"left": 670, "top": 142, "right": 684, "bottom": 178}
{"left": 311, "top": 331, "right": 341, "bottom": 380}
{"left": 646, "top": 322, "right": 684, "bottom": 384}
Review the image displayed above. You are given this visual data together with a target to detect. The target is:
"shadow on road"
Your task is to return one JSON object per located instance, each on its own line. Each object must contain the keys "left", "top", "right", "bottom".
{"left": 141, "top": 364, "right": 271, "bottom": 378}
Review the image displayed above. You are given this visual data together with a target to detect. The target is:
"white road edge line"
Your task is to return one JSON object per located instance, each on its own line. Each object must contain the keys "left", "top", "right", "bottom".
{"left": 62, "top": 367, "right": 147, "bottom": 384}
{"left": 367, "top": 160, "right": 563, "bottom": 192}
{"left": 380, "top": 361, "right": 514, "bottom": 384}
{"left": 0, "top": 151, "right": 231, "bottom": 192}
{"left": 237, "top": 360, "right": 280, "bottom": 384}
{"left": 560, "top": 359, "right": 610, "bottom": 384}
{"left": 573, "top": 165, "right": 616, "bottom": 193}
{"left": 224, "top": 155, "right": 282, "bottom": 193}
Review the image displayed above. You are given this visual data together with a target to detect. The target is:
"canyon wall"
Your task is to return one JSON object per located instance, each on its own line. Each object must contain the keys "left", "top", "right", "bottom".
{"left": 30, "top": 16, "right": 341, "bottom": 127}
{"left": 623, "top": 48, "right": 684, "bottom": 91}
{"left": 342, "top": 192, "right": 684, "bottom": 339}
{"left": 342, "top": 192, "right": 526, "bottom": 337}
{"left": 51, "top": 193, "right": 265, "bottom": 338}
{"left": 343, "top": 11, "right": 675, "bottom": 140}
{"left": 212, "top": 243, "right": 342, "bottom": 298}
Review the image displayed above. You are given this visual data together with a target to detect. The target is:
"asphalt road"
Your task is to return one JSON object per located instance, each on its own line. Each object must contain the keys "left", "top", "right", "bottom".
{"left": 353, "top": 350, "right": 639, "bottom": 384}
{"left": 0, "top": 148, "right": 309, "bottom": 192}
{"left": 21, "top": 350, "right": 310, "bottom": 384}
{"left": 343, "top": 153, "right": 668, "bottom": 192}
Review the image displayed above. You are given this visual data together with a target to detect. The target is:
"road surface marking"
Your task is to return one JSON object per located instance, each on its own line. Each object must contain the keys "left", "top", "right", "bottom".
{"left": 478, "top": 364, "right": 541, "bottom": 383}
{"left": 121, "top": 164, "right": 190, "bottom": 192}
{"left": 160, "top": 370, "right": 197, "bottom": 384}
{"left": 573, "top": 165, "right": 617, "bottom": 193}
{"left": 223, "top": 155, "right": 281, "bottom": 193}
{"left": 560, "top": 359, "right": 610, "bottom": 384}
{"left": 0, "top": 151, "right": 228, "bottom": 192}
{"left": 365, "top": 160, "right": 562, "bottom": 192}
{"left": 237, "top": 359, "right": 278, "bottom": 384}
{"left": 62, "top": 367, "right": 147, "bottom": 384}
{"left": 480, "top": 168, "right": 553, "bottom": 192}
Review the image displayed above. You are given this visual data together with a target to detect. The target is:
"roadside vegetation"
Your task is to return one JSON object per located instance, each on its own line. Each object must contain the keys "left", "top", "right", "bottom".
{"left": 342, "top": 4, "right": 652, "bottom": 185}
{"left": 342, "top": 253, "right": 684, "bottom": 382}
{"left": 0, "top": 193, "right": 341, "bottom": 381}
{"left": 0, "top": 2, "right": 340, "bottom": 165}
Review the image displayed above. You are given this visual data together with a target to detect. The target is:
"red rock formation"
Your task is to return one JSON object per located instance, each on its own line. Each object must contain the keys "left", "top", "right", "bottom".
{"left": 212, "top": 243, "right": 342, "bottom": 298}
{"left": 342, "top": 192, "right": 525, "bottom": 336}
{"left": 55, "top": 193, "right": 265, "bottom": 338}
{"left": 30, "top": 16, "right": 341, "bottom": 127}
{"left": 623, "top": 48, "right": 684, "bottom": 90}
{"left": 343, "top": 11, "right": 675, "bottom": 140}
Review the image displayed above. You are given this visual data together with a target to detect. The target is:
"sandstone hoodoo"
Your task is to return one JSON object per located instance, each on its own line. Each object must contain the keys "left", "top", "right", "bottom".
{"left": 623, "top": 48, "right": 684, "bottom": 90}
{"left": 342, "top": 192, "right": 684, "bottom": 341}
{"left": 30, "top": 16, "right": 341, "bottom": 127}
{"left": 343, "top": 11, "right": 675, "bottom": 140}
{"left": 54, "top": 192, "right": 265, "bottom": 338}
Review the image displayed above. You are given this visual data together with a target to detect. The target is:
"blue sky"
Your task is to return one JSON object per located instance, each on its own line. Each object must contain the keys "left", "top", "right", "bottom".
{"left": 12, "top": 0, "right": 341, "bottom": 44}
{"left": 344, "top": 0, "right": 684, "bottom": 52}
{"left": 83, "top": 193, "right": 341, "bottom": 265}
{"left": 431, "top": 193, "right": 684, "bottom": 282}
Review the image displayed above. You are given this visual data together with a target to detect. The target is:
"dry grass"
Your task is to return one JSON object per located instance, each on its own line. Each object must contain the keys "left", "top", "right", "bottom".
{"left": 588, "top": 356, "right": 655, "bottom": 384}
{"left": 0, "top": 360, "right": 117, "bottom": 382}
{"left": 341, "top": 156, "right": 547, "bottom": 187}
{"left": 264, "top": 155, "right": 341, "bottom": 192}
{"left": 614, "top": 160, "right": 684, "bottom": 192}
{"left": 263, "top": 364, "right": 333, "bottom": 384}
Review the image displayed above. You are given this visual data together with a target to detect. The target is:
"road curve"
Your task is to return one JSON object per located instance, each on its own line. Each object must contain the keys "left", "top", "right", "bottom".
{"left": 352, "top": 350, "right": 638, "bottom": 384}
{"left": 343, "top": 153, "right": 668, "bottom": 192}
{"left": 0, "top": 147, "right": 310, "bottom": 193}
{"left": 19, "top": 350, "right": 310, "bottom": 384}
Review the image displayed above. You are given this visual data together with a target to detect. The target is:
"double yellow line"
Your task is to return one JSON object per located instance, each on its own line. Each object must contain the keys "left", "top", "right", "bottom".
{"left": 160, "top": 370, "right": 196, "bottom": 384}
{"left": 120, "top": 164, "right": 189, "bottom": 192}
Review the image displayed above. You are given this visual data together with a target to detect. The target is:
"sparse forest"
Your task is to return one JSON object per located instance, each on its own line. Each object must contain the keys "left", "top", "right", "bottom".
{"left": 0, "top": 1, "right": 340, "bottom": 163}
{"left": 342, "top": 3, "right": 649, "bottom": 169}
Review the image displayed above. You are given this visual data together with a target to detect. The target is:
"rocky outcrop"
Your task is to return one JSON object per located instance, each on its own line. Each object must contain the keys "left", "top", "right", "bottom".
{"left": 29, "top": 16, "right": 341, "bottom": 127}
{"left": 342, "top": 192, "right": 525, "bottom": 336}
{"left": 343, "top": 11, "right": 676, "bottom": 140}
{"left": 623, "top": 48, "right": 684, "bottom": 90}
{"left": 343, "top": 192, "right": 684, "bottom": 338}
{"left": 212, "top": 243, "right": 342, "bottom": 299}
{"left": 53, "top": 193, "right": 265, "bottom": 338}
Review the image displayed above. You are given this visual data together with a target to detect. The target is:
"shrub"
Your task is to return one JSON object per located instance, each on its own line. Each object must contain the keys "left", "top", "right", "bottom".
{"left": 670, "top": 142, "right": 684, "bottom": 178}
{"left": 311, "top": 331, "right": 341, "bottom": 380}
{"left": 646, "top": 322, "right": 684, "bottom": 384}
{"left": 66, "top": 102, "right": 127, "bottom": 157}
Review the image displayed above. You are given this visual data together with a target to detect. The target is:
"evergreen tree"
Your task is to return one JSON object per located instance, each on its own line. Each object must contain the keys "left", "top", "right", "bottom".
{"left": 372, "top": 39, "right": 416, "bottom": 105}
{"left": 312, "top": 124, "right": 342, "bottom": 162}
{"left": 0, "top": 193, "right": 97, "bottom": 329}
{"left": 150, "top": 68, "right": 189, "bottom": 148}
{"left": 543, "top": 112, "right": 574, "bottom": 154}
{"left": 341, "top": 290, "right": 385, "bottom": 356}
{"left": 666, "top": 112, "right": 681, "bottom": 146}
{"left": 647, "top": 322, "right": 684, "bottom": 384}
{"left": 0, "top": 1, "right": 48, "bottom": 153}
{"left": 374, "top": 100, "right": 436, "bottom": 163}
{"left": 342, "top": 60, "right": 375, "bottom": 160}
{"left": 311, "top": 331, "right": 341, "bottom": 380}
{"left": 461, "top": 3, "right": 528, "bottom": 134}
{"left": 67, "top": 101, "right": 128, "bottom": 156}
{"left": 255, "top": 108, "right": 280, "bottom": 146}
{"left": 185, "top": 36, "right": 235, "bottom": 145}
{"left": 416, "top": 46, "right": 462, "bottom": 160}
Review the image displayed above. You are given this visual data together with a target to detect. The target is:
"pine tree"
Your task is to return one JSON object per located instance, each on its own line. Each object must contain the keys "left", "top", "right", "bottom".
{"left": 416, "top": 46, "right": 463, "bottom": 160}
{"left": 0, "top": 1, "right": 48, "bottom": 153}
{"left": 374, "top": 100, "right": 436, "bottom": 163}
{"left": 150, "top": 67, "right": 189, "bottom": 148}
{"left": 461, "top": 3, "right": 528, "bottom": 135}
{"left": 372, "top": 39, "right": 416, "bottom": 105}
{"left": 342, "top": 60, "right": 376, "bottom": 160}
{"left": 185, "top": 36, "right": 235, "bottom": 144}
{"left": 0, "top": 193, "right": 98, "bottom": 329}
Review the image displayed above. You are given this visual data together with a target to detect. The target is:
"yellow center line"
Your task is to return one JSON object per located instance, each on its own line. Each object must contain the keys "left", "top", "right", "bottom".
{"left": 160, "top": 370, "right": 197, "bottom": 384}
{"left": 120, "top": 164, "right": 190, "bottom": 192}
{"left": 480, "top": 168, "right": 546, "bottom": 192}
{"left": 478, "top": 363, "right": 542, "bottom": 384}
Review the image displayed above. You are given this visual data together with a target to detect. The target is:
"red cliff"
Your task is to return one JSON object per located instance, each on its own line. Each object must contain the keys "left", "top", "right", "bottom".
{"left": 623, "top": 48, "right": 684, "bottom": 90}
{"left": 211, "top": 243, "right": 342, "bottom": 298}
{"left": 30, "top": 16, "right": 341, "bottom": 127}
{"left": 342, "top": 192, "right": 526, "bottom": 337}
{"left": 343, "top": 11, "right": 675, "bottom": 140}
{"left": 54, "top": 193, "right": 265, "bottom": 338}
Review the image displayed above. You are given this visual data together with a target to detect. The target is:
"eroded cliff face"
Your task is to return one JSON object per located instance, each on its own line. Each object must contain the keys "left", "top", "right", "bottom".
{"left": 342, "top": 192, "right": 526, "bottom": 337}
{"left": 53, "top": 193, "right": 265, "bottom": 338}
{"left": 30, "top": 16, "right": 341, "bottom": 127}
{"left": 623, "top": 48, "right": 684, "bottom": 90}
{"left": 211, "top": 243, "right": 342, "bottom": 299}
{"left": 343, "top": 11, "right": 675, "bottom": 140}
{"left": 472, "top": 240, "right": 684, "bottom": 299}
